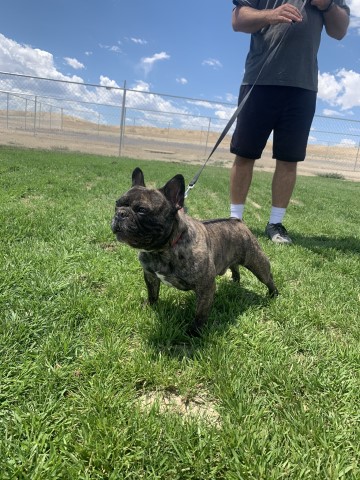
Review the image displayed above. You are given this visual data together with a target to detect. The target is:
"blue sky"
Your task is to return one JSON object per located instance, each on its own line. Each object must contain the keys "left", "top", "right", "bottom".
{"left": 1, "top": 0, "right": 360, "bottom": 122}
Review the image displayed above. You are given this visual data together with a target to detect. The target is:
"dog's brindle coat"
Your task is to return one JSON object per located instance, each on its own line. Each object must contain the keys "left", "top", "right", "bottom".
{"left": 111, "top": 168, "right": 278, "bottom": 334}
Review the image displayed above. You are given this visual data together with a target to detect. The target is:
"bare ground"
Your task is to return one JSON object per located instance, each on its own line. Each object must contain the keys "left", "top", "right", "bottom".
{"left": 1, "top": 120, "right": 359, "bottom": 181}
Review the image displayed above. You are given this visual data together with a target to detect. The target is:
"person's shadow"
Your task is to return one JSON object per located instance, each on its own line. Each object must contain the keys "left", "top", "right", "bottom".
{"left": 251, "top": 226, "right": 360, "bottom": 256}
{"left": 291, "top": 233, "right": 360, "bottom": 256}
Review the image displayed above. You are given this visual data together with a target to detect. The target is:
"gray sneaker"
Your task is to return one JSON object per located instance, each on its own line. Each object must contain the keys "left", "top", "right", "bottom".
{"left": 265, "top": 223, "right": 292, "bottom": 244}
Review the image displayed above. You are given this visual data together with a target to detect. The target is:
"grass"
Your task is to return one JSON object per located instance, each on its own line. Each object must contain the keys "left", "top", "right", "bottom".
{"left": 317, "top": 172, "right": 346, "bottom": 180}
{"left": 0, "top": 146, "right": 359, "bottom": 479}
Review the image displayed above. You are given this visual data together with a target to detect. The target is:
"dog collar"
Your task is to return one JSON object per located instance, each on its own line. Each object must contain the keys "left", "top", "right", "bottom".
{"left": 171, "top": 232, "right": 183, "bottom": 248}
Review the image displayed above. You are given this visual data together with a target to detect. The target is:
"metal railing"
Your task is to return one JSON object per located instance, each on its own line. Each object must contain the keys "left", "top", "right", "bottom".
{"left": 0, "top": 71, "right": 359, "bottom": 174}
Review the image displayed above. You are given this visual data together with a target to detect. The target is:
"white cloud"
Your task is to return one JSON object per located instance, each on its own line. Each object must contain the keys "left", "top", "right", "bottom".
{"left": 64, "top": 57, "right": 84, "bottom": 70}
{"left": 186, "top": 98, "right": 237, "bottom": 129}
{"left": 202, "top": 58, "right": 223, "bottom": 69}
{"left": 347, "top": 0, "right": 360, "bottom": 32}
{"left": 99, "top": 75, "right": 121, "bottom": 88}
{"left": 215, "top": 107, "right": 236, "bottom": 120}
{"left": 99, "top": 43, "right": 122, "bottom": 53}
{"left": 131, "top": 80, "right": 151, "bottom": 92}
{"left": 0, "top": 34, "right": 197, "bottom": 130}
{"left": 225, "top": 92, "right": 238, "bottom": 103}
{"left": 318, "top": 69, "right": 360, "bottom": 110}
{"left": 318, "top": 72, "right": 342, "bottom": 101}
{"left": 0, "top": 33, "right": 83, "bottom": 82}
{"left": 176, "top": 77, "right": 188, "bottom": 85}
{"left": 140, "top": 51, "right": 170, "bottom": 75}
{"left": 130, "top": 37, "right": 147, "bottom": 45}
{"left": 339, "top": 138, "right": 357, "bottom": 146}
{"left": 322, "top": 108, "right": 346, "bottom": 117}
{"left": 1, "top": 32, "right": 359, "bottom": 134}
{"left": 348, "top": 0, "right": 360, "bottom": 18}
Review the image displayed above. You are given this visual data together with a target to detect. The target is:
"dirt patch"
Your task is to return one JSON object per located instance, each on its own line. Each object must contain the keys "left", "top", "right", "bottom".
{"left": 138, "top": 388, "right": 221, "bottom": 427}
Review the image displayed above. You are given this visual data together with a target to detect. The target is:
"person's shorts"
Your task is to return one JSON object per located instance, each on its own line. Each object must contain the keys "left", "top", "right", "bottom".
{"left": 230, "top": 85, "right": 317, "bottom": 162}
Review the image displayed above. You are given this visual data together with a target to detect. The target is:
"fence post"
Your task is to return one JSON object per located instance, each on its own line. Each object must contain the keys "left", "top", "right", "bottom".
{"left": 25, "top": 99, "right": 28, "bottom": 130}
{"left": 119, "top": 80, "right": 127, "bottom": 157}
{"left": 38, "top": 102, "right": 42, "bottom": 130}
{"left": 204, "top": 117, "right": 212, "bottom": 156}
{"left": 354, "top": 141, "right": 360, "bottom": 172}
{"left": 33, "top": 96, "right": 37, "bottom": 136}
{"left": 6, "top": 92, "right": 9, "bottom": 129}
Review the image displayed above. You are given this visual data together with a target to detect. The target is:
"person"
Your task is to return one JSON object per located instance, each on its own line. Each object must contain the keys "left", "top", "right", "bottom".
{"left": 230, "top": 0, "right": 350, "bottom": 243}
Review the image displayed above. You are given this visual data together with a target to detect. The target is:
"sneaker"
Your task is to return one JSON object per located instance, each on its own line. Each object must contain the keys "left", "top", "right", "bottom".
{"left": 265, "top": 223, "right": 292, "bottom": 244}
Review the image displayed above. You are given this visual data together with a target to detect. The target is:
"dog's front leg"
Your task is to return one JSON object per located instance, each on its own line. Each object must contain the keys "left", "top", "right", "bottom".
{"left": 143, "top": 270, "right": 160, "bottom": 305}
{"left": 188, "top": 280, "right": 216, "bottom": 336}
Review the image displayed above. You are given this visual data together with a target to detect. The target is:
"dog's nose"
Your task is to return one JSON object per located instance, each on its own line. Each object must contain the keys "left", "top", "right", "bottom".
{"left": 111, "top": 207, "right": 129, "bottom": 233}
{"left": 115, "top": 207, "right": 129, "bottom": 219}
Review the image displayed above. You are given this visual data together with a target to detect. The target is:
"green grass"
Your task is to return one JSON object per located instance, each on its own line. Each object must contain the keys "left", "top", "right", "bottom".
{"left": 0, "top": 146, "right": 359, "bottom": 479}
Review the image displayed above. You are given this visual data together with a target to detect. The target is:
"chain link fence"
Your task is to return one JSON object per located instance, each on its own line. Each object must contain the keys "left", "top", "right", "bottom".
{"left": 0, "top": 72, "right": 359, "bottom": 178}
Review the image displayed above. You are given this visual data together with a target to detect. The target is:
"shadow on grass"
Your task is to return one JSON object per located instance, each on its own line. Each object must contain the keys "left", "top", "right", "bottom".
{"left": 252, "top": 227, "right": 360, "bottom": 256}
{"left": 291, "top": 234, "right": 360, "bottom": 255}
{"left": 143, "top": 279, "right": 270, "bottom": 358}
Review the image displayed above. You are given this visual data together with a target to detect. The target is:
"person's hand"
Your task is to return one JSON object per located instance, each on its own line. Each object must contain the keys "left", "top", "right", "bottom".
{"left": 268, "top": 3, "right": 303, "bottom": 24}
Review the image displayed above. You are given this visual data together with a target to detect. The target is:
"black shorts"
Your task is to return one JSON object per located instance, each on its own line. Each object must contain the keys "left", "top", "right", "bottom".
{"left": 230, "top": 85, "right": 317, "bottom": 162}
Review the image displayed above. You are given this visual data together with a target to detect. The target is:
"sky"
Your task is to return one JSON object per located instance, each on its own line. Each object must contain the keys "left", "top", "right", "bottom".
{"left": 0, "top": 0, "right": 360, "bottom": 125}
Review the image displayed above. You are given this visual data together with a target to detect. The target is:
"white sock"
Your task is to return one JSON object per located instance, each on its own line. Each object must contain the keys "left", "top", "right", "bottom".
{"left": 230, "top": 204, "right": 245, "bottom": 220}
{"left": 269, "top": 206, "right": 286, "bottom": 225}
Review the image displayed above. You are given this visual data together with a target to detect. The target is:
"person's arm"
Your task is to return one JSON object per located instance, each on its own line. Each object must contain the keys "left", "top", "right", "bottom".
{"left": 232, "top": 4, "right": 303, "bottom": 34}
{"left": 311, "top": 0, "right": 349, "bottom": 39}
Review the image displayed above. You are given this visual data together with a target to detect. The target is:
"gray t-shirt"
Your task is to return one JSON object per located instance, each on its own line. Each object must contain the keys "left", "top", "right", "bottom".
{"left": 233, "top": 0, "right": 350, "bottom": 91}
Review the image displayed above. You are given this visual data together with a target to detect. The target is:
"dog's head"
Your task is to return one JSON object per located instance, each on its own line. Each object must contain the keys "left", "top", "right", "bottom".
{"left": 111, "top": 167, "right": 185, "bottom": 250}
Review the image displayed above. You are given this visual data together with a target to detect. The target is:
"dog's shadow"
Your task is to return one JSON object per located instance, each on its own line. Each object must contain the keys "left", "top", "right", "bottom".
{"left": 143, "top": 277, "right": 270, "bottom": 359}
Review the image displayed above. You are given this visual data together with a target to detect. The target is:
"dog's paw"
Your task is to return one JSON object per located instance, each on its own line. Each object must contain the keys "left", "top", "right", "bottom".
{"left": 269, "top": 288, "right": 279, "bottom": 298}
{"left": 142, "top": 298, "right": 157, "bottom": 308}
{"left": 186, "top": 319, "right": 206, "bottom": 337}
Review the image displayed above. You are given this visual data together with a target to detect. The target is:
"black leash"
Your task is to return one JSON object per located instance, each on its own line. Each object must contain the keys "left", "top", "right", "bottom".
{"left": 184, "top": 2, "right": 307, "bottom": 198}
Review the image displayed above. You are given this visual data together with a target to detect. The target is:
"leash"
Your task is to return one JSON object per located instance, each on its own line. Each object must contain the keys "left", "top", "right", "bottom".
{"left": 184, "top": 1, "right": 307, "bottom": 199}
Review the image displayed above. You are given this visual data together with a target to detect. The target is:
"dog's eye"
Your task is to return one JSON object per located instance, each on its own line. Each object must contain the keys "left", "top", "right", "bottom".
{"left": 136, "top": 206, "right": 147, "bottom": 215}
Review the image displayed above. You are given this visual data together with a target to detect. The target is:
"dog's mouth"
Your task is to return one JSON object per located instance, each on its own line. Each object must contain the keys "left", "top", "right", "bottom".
{"left": 111, "top": 219, "right": 149, "bottom": 249}
{"left": 111, "top": 218, "right": 121, "bottom": 235}
{"left": 111, "top": 218, "right": 128, "bottom": 240}
{"left": 111, "top": 222, "right": 129, "bottom": 242}
{"left": 111, "top": 211, "right": 176, "bottom": 251}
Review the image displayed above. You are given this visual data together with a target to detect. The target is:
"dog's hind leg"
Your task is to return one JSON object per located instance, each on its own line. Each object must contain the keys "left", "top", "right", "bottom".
{"left": 244, "top": 255, "right": 279, "bottom": 297}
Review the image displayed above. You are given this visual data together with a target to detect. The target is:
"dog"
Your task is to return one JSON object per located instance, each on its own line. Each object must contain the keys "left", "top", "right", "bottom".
{"left": 111, "top": 167, "right": 278, "bottom": 335}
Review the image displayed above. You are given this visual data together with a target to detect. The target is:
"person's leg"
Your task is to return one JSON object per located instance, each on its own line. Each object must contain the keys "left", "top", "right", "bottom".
{"left": 265, "top": 160, "right": 297, "bottom": 243}
{"left": 272, "top": 160, "right": 297, "bottom": 209}
{"left": 230, "top": 156, "right": 255, "bottom": 219}
{"left": 230, "top": 86, "right": 276, "bottom": 220}
{"left": 266, "top": 88, "right": 316, "bottom": 244}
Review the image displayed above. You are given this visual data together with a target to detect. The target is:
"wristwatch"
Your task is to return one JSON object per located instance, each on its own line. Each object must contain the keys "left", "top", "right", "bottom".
{"left": 320, "top": 0, "right": 335, "bottom": 13}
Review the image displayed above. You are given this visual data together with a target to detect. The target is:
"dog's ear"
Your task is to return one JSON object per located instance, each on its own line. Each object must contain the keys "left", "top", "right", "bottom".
{"left": 160, "top": 174, "right": 185, "bottom": 211}
{"left": 132, "top": 167, "right": 145, "bottom": 187}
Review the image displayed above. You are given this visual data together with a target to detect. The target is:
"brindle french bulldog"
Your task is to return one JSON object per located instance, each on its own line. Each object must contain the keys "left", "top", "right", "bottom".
{"left": 111, "top": 168, "right": 278, "bottom": 335}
